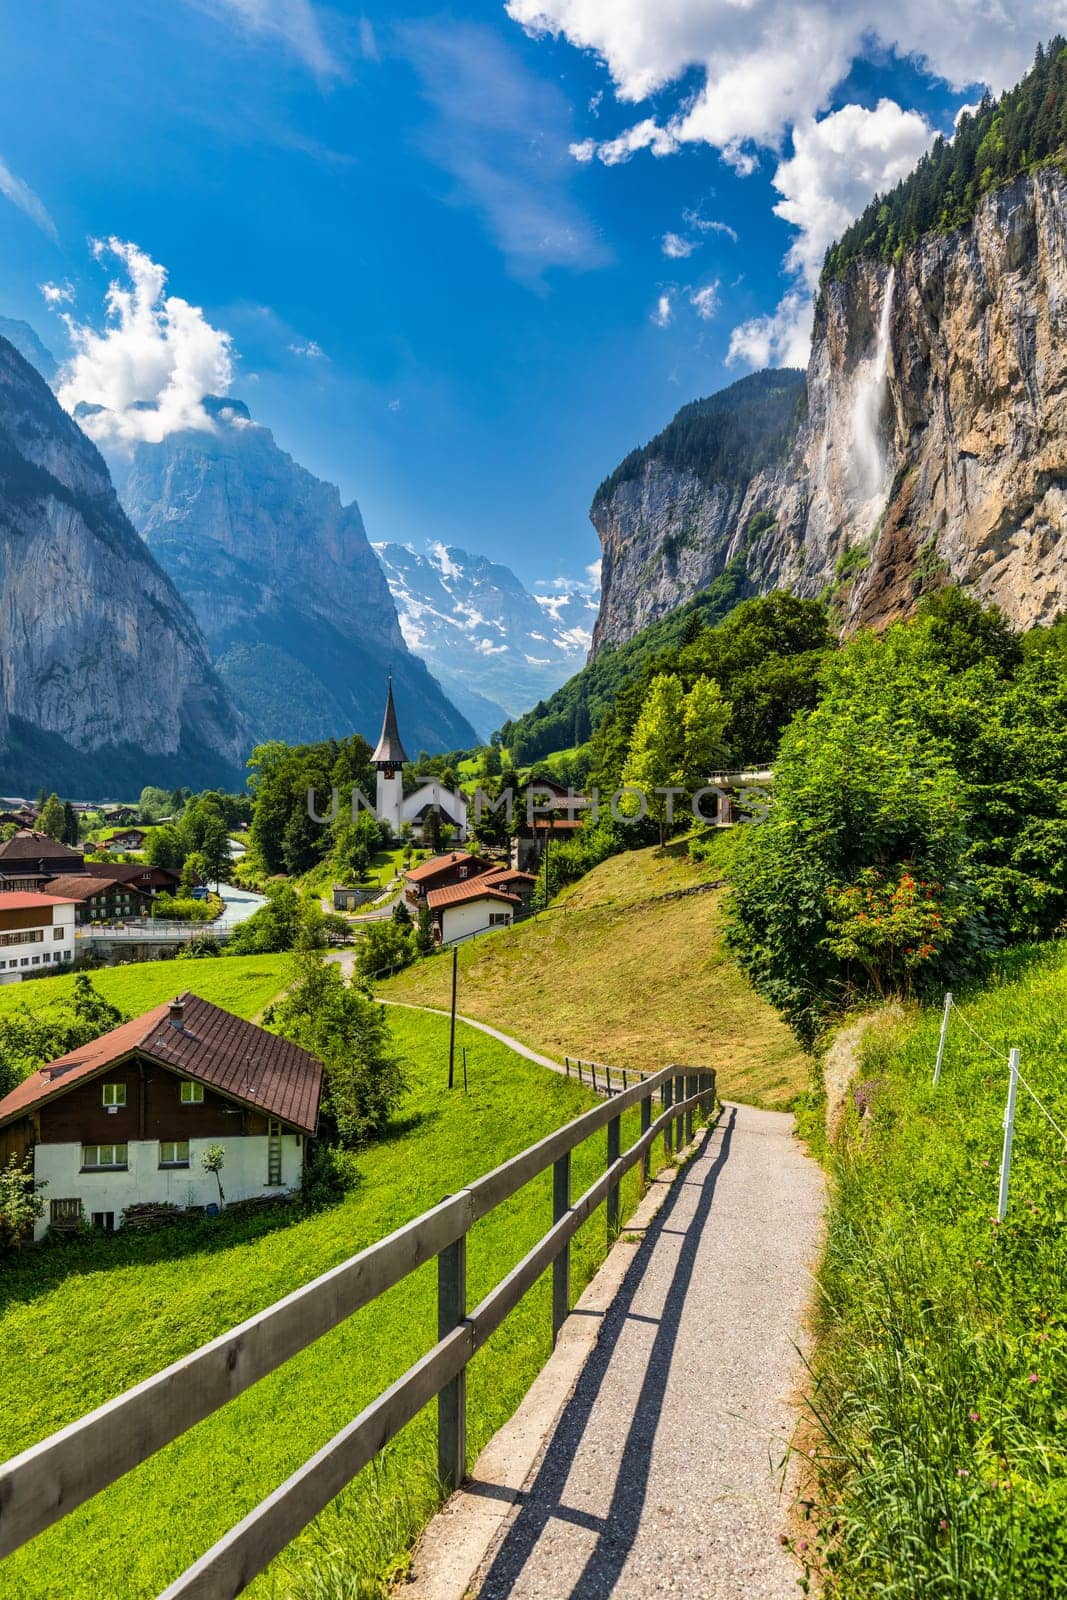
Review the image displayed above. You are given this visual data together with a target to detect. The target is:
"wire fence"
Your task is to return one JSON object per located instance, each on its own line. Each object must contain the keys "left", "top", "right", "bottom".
{"left": 931, "top": 990, "right": 1067, "bottom": 1221}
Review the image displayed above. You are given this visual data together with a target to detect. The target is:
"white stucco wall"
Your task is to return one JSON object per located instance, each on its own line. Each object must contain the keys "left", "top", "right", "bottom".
{"left": 0, "top": 902, "right": 76, "bottom": 983}
{"left": 32, "top": 1133, "right": 304, "bottom": 1239}
{"left": 439, "top": 898, "right": 513, "bottom": 946}
{"left": 402, "top": 780, "right": 468, "bottom": 837}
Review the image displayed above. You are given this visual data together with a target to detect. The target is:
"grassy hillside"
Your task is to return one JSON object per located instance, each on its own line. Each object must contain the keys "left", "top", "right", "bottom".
{"left": 0, "top": 1005, "right": 671, "bottom": 1599}
{"left": 803, "top": 943, "right": 1067, "bottom": 1595}
{"left": 0, "top": 954, "right": 291, "bottom": 1025}
{"left": 379, "top": 843, "right": 808, "bottom": 1107}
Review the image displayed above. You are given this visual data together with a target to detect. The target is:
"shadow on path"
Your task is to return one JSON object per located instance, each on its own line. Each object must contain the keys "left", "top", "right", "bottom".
{"left": 477, "top": 1106, "right": 737, "bottom": 1599}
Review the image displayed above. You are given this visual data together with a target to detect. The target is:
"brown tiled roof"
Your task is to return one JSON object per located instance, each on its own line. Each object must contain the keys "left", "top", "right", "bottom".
{"left": 42, "top": 875, "right": 150, "bottom": 902}
{"left": 426, "top": 880, "right": 521, "bottom": 910}
{"left": 0, "top": 831, "right": 84, "bottom": 864}
{"left": 481, "top": 868, "right": 537, "bottom": 888}
{"left": 404, "top": 851, "right": 489, "bottom": 885}
{"left": 0, "top": 993, "right": 323, "bottom": 1134}
{"left": 86, "top": 863, "right": 181, "bottom": 884}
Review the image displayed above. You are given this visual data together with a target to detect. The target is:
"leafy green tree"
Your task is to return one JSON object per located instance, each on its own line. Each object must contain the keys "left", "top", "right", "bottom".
{"left": 62, "top": 802, "right": 79, "bottom": 845}
{"left": 392, "top": 899, "right": 413, "bottom": 927}
{"left": 201, "top": 1145, "right": 226, "bottom": 1206}
{"left": 415, "top": 902, "right": 436, "bottom": 956}
{"left": 227, "top": 882, "right": 306, "bottom": 954}
{"left": 146, "top": 825, "right": 185, "bottom": 870}
{"left": 355, "top": 920, "right": 415, "bottom": 981}
{"left": 0, "top": 1157, "right": 45, "bottom": 1252}
{"left": 621, "top": 674, "right": 687, "bottom": 845}
{"left": 38, "top": 793, "right": 65, "bottom": 840}
{"left": 271, "top": 952, "right": 407, "bottom": 1145}
{"left": 681, "top": 676, "right": 731, "bottom": 791}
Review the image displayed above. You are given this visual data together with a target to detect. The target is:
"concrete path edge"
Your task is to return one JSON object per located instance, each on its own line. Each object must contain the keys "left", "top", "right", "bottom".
{"left": 397, "top": 1119, "right": 717, "bottom": 1600}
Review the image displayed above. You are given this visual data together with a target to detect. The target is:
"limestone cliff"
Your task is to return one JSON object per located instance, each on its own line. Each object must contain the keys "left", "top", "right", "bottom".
{"left": 591, "top": 165, "right": 1067, "bottom": 651}
{"left": 0, "top": 337, "right": 245, "bottom": 793}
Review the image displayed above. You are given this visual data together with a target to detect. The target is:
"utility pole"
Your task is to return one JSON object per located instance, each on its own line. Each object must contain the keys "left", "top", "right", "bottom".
{"left": 448, "top": 943, "right": 458, "bottom": 1090}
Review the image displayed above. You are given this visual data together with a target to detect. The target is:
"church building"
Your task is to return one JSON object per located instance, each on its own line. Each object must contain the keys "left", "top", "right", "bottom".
{"left": 372, "top": 678, "right": 469, "bottom": 841}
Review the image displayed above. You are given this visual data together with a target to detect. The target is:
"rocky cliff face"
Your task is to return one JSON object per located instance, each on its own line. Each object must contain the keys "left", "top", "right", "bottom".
{"left": 118, "top": 401, "right": 477, "bottom": 753}
{"left": 591, "top": 165, "right": 1067, "bottom": 651}
{"left": 0, "top": 337, "right": 245, "bottom": 793}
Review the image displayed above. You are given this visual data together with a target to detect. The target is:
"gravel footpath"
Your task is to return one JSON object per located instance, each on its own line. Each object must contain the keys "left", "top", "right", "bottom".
{"left": 473, "top": 1103, "right": 825, "bottom": 1599}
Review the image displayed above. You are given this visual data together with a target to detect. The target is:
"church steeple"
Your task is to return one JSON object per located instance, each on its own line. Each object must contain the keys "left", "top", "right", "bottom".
{"left": 371, "top": 673, "right": 408, "bottom": 774}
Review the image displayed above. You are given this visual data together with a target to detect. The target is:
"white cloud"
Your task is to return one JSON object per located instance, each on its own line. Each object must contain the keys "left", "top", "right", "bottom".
{"left": 358, "top": 16, "right": 379, "bottom": 62}
{"left": 387, "top": 398, "right": 402, "bottom": 412}
{"left": 774, "top": 99, "right": 933, "bottom": 289}
{"left": 56, "top": 239, "right": 234, "bottom": 444}
{"left": 509, "top": 1, "right": 1061, "bottom": 362}
{"left": 690, "top": 281, "right": 721, "bottom": 320}
{"left": 289, "top": 338, "right": 326, "bottom": 359}
{"left": 662, "top": 231, "right": 696, "bottom": 259}
{"left": 683, "top": 209, "right": 738, "bottom": 243}
{"left": 651, "top": 291, "right": 674, "bottom": 328}
{"left": 40, "top": 280, "right": 74, "bottom": 306}
{"left": 569, "top": 138, "right": 597, "bottom": 162}
{"left": 0, "top": 156, "right": 57, "bottom": 241}
{"left": 189, "top": 0, "right": 339, "bottom": 77}
{"left": 401, "top": 21, "right": 609, "bottom": 282}
{"left": 507, "top": 1, "right": 1055, "bottom": 161}
{"left": 727, "top": 290, "right": 812, "bottom": 369}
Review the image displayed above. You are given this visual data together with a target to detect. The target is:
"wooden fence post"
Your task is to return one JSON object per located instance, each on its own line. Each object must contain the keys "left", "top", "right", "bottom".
{"left": 606, "top": 1114, "right": 621, "bottom": 1242}
{"left": 591, "top": 1063, "right": 598, "bottom": 1094}
{"left": 685, "top": 1073, "right": 696, "bottom": 1145}
{"left": 663, "top": 1078, "right": 673, "bottom": 1157}
{"left": 437, "top": 1237, "right": 467, "bottom": 1490}
{"left": 552, "top": 1152, "right": 570, "bottom": 1343}
{"left": 675, "top": 1072, "right": 686, "bottom": 1152}
{"left": 606, "top": 1066, "right": 612, "bottom": 1095}
{"left": 640, "top": 1090, "right": 652, "bottom": 1190}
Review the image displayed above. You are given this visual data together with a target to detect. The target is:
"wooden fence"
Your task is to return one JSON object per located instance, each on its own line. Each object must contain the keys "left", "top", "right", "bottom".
{"left": 564, "top": 1056, "right": 649, "bottom": 1096}
{"left": 0, "top": 1064, "right": 716, "bottom": 1599}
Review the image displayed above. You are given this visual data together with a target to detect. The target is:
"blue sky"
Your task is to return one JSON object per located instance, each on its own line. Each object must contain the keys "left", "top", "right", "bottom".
{"left": 0, "top": 2, "right": 1052, "bottom": 589}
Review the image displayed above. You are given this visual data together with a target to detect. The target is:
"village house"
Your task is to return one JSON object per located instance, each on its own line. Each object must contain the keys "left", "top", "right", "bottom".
{"left": 101, "top": 806, "right": 139, "bottom": 826}
{"left": 0, "top": 830, "right": 85, "bottom": 891}
{"left": 0, "top": 892, "right": 77, "bottom": 983}
{"left": 402, "top": 850, "right": 493, "bottom": 911}
{"left": 104, "top": 828, "right": 149, "bottom": 852}
{"left": 426, "top": 878, "right": 522, "bottom": 946}
{"left": 89, "top": 861, "right": 189, "bottom": 898}
{"left": 41, "top": 874, "right": 152, "bottom": 925}
{"left": 0, "top": 993, "right": 324, "bottom": 1239}
{"left": 510, "top": 776, "right": 591, "bottom": 871}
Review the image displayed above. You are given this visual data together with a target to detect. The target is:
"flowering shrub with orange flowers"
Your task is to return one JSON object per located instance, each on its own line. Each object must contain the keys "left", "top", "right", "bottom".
{"left": 824, "top": 867, "right": 967, "bottom": 997}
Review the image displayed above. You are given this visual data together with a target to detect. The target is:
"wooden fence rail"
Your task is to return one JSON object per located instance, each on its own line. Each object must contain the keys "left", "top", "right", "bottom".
{"left": 0, "top": 1063, "right": 717, "bottom": 1600}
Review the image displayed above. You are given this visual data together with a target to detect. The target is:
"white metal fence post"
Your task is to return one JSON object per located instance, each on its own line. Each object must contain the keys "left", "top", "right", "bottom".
{"left": 997, "top": 1048, "right": 1020, "bottom": 1224}
{"left": 932, "top": 991, "right": 952, "bottom": 1084}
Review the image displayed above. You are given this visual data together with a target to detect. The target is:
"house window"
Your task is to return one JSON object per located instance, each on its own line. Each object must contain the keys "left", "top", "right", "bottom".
{"left": 159, "top": 1140, "right": 190, "bottom": 1168}
{"left": 489, "top": 912, "right": 510, "bottom": 926}
{"left": 180, "top": 1081, "right": 204, "bottom": 1104}
{"left": 50, "top": 1198, "right": 82, "bottom": 1229}
{"left": 102, "top": 1082, "right": 127, "bottom": 1108}
{"left": 53, "top": 927, "right": 64, "bottom": 940}
{"left": 90, "top": 1211, "right": 115, "bottom": 1232}
{"left": 82, "top": 1143, "right": 127, "bottom": 1170}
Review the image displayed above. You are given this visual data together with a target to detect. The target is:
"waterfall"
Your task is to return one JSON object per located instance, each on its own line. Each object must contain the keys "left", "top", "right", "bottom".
{"left": 849, "top": 267, "right": 896, "bottom": 523}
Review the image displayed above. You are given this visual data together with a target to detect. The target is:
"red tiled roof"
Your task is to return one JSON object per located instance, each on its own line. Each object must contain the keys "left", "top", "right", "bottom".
{"left": 42, "top": 875, "right": 150, "bottom": 901}
{"left": 481, "top": 868, "right": 536, "bottom": 888}
{"left": 0, "top": 993, "right": 323, "bottom": 1134}
{"left": 426, "top": 880, "right": 521, "bottom": 910}
{"left": 404, "top": 851, "right": 488, "bottom": 885}
{"left": 0, "top": 891, "right": 79, "bottom": 910}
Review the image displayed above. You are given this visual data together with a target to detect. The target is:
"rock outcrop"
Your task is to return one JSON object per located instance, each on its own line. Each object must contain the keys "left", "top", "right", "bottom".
{"left": 590, "top": 165, "right": 1067, "bottom": 652}
{"left": 117, "top": 400, "right": 478, "bottom": 753}
{"left": 0, "top": 336, "right": 245, "bottom": 793}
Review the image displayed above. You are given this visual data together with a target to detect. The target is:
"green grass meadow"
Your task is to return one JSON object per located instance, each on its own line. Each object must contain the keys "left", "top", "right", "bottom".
{"left": 0, "top": 1005, "right": 665, "bottom": 1598}
{"left": 0, "top": 954, "right": 292, "bottom": 1025}
{"left": 806, "top": 942, "right": 1067, "bottom": 1596}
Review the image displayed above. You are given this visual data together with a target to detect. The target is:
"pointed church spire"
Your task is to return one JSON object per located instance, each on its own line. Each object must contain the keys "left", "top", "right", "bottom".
{"left": 372, "top": 673, "right": 408, "bottom": 768}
